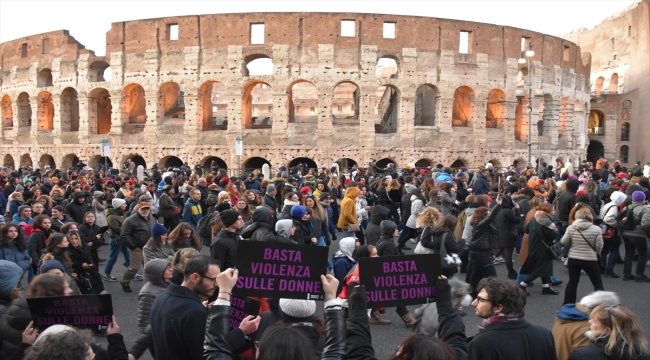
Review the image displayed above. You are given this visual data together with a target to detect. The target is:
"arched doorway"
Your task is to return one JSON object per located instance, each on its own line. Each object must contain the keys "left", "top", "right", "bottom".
{"left": 127, "top": 155, "right": 146, "bottom": 169}
{"left": 3, "top": 154, "right": 15, "bottom": 169}
{"left": 17, "top": 92, "right": 31, "bottom": 127}
{"left": 485, "top": 89, "right": 506, "bottom": 128}
{"left": 201, "top": 156, "right": 228, "bottom": 170}
{"left": 287, "top": 81, "right": 318, "bottom": 123}
{"left": 415, "top": 85, "right": 439, "bottom": 126}
{"left": 242, "top": 55, "right": 274, "bottom": 77}
{"left": 39, "top": 154, "right": 56, "bottom": 169}
{"left": 376, "top": 57, "right": 398, "bottom": 79}
{"left": 159, "top": 156, "right": 184, "bottom": 169}
{"left": 88, "top": 155, "right": 113, "bottom": 168}
{"left": 450, "top": 159, "right": 466, "bottom": 169}
{"left": 198, "top": 81, "right": 227, "bottom": 130}
{"left": 89, "top": 61, "right": 110, "bottom": 82}
{"left": 61, "top": 87, "right": 80, "bottom": 131}
{"left": 586, "top": 141, "right": 604, "bottom": 164}
{"left": 588, "top": 110, "right": 605, "bottom": 135}
{"left": 122, "top": 83, "right": 147, "bottom": 125}
{"left": 452, "top": 86, "right": 475, "bottom": 127}
{"left": 159, "top": 82, "right": 185, "bottom": 122}
{"left": 336, "top": 158, "right": 358, "bottom": 170}
{"left": 415, "top": 159, "right": 433, "bottom": 168}
{"left": 374, "top": 85, "right": 399, "bottom": 133}
{"left": 289, "top": 157, "right": 318, "bottom": 170}
{"left": 243, "top": 157, "right": 271, "bottom": 172}
{"left": 89, "top": 88, "right": 112, "bottom": 134}
{"left": 487, "top": 159, "right": 502, "bottom": 170}
{"left": 375, "top": 158, "right": 397, "bottom": 169}
{"left": 1, "top": 95, "right": 13, "bottom": 128}
{"left": 242, "top": 81, "right": 273, "bottom": 129}
{"left": 37, "top": 69, "right": 53, "bottom": 87}
{"left": 62, "top": 154, "right": 80, "bottom": 169}
{"left": 37, "top": 91, "right": 54, "bottom": 130}
{"left": 20, "top": 154, "right": 32, "bottom": 168}
{"left": 332, "top": 82, "right": 359, "bottom": 121}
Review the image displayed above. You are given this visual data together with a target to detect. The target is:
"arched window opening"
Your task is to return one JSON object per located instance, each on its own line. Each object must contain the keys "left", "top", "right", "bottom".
{"left": 375, "top": 158, "right": 397, "bottom": 169}
{"left": 289, "top": 158, "right": 318, "bottom": 170}
{"left": 37, "top": 69, "right": 53, "bottom": 87}
{"left": 594, "top": 77, "right": 604, "bottom": 95}
{"left": 37, "top": 91, "right": 54, "bottom": 130}
{"left": 17, "top": 92, "right": 31, "bottom": 127}
{"left": 243, "top": 157, "right": 271, "bottom": 172}
{"left": 332, "top": 82, "right": 359, "bottom": 122}
{"left": 452, "top": 86, "right": 474, "bottom": 127}
{"left": 609, "top": 73, "right": 618, "bottom": 94}
{"left": 415, "top": 85, "right": 438, "bottom": 126}
{"left": 89, "top": 61, "right": 110, "bottom": 82}
{"left": 1, "top": 95, "right": 13, "bottom": 128}
{"left": 159, "top": 82, "right": 185, "bottom": 122}
{"left": 88, "top": 155, "right": 113, "bottom": 168}
{"left": 3, "top": 154, "right": 15, "bottom": 169}
{"left": 61, "top": 88, "right": 80, "bottom": 131}
{"left": 374, "top": 85, "right": 398, "bottom": 133}
{"left": 243, "top": 56, "right": 273, "bottom": 77}
{"left": 20, "top": 154, "right": 32, "bottom": 168}
{"left": 415, "top": 159, "right": 433, "bottom": 168}
{"left": 622, "top": 100, "right": 631, "bottom": 120}
{"left": 126, "top": 155, "right": 147, "bottom": 169}
{"left": 621, "top": 122, "right": 630, "bottom": 141}
{"left": 450, "top": 159, "right": 466, "bottom": 169}
{"left": 242, "top": 81, "right": 273, "bottom": 129}
{"left": 514, "top": 94, "right": 528, "bottom": 141}
{"left": 199, "top": 81, "right": 228, "bottom": 131}
{"left": 588, "top": 110, "right": 605, "bottom": 135}
{"left": 485, "top": 89, "right": 506, "bottom": 128}
{"left": 61, "top": 154, "right": 80, "bottom": 170}
{"left": 39, "top": 154, "right": 56, "bottom": 169}
{"left": 336, "top": 158, "right": 358, "bottom": 170}
{"left": 376, "top": 57, "right": 398, "bottom": 79}
{"left": 288, "top": 81, "right": 318, "bottom": 123}
{"left": 121, "top": 84, "right": 147, "bottom": 127}
{"left": 487, "top": 159, "right": 502, "bottom": 170}
{"left": 201, "top": 157, "right": 228, "bottom": 170}
{"left": 89, "top": 88, "right": 112, "bottom": 135}
{"left": 620, "top": 145, "right": 629, "bottom": 164}
{"left": 159, "top": 156, "right": 184, "bottom": 169}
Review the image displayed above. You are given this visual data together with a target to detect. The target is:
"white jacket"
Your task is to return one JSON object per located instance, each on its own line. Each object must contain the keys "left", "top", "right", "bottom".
{"left": 600, "top": 191, "right": 626, "bottom": 227}
{"left": 644, "top": 165, "right": 650, "bottom": 178}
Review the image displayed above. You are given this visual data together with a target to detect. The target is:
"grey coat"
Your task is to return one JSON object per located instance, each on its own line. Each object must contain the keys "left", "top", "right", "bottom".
{"left": 138, "top": 258, "right": 171, "bottom": 331}
{"left": 143, "top": 241, "right": 175, "bottom": 264}
{"left": 620, "top": 202, "right": 650, "bottom": 238}
{"left": 406, "top": 195, "right": 424, "bottom": 229}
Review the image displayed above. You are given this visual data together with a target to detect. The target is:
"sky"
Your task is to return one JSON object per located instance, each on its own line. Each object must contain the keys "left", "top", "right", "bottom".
{"left": 0, "top": 0, "right": 639, "bottom": 56}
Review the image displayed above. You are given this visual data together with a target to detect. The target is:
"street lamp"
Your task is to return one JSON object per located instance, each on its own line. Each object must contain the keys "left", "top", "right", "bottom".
{"left": 517, "top": 42, "right": 536, "bottom": 171}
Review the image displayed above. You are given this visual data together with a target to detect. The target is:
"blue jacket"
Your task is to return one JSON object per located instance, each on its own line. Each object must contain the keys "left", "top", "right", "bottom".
{"left": 332, "top": 256, "right": 355, "bottom": 295}
{"left": 473, "top": 173, "right": 490, "bottom": 195}
{"left": 9, "top": 200, "right": 22, "bottom": 218}
{"left": 321, "top": 202, "right": 337, "bottom": 236}
{"left": 244, "top": 179, "right": 261, "bottom": 191}
{"left": 157, "top": 180, "right": 166, "bottom": 196}
{"left": 11, "top": 214, "right": 32, "bottom": 226}
{"left": 150, "top": 284, "right": 207, "bottom": 360}
{"left": 0, "top": 244, "right": 30, "bottom": 274}
{"left": 555, "top": 303, "right": 589, "bottom": 321}
{"left": 182, "top": 199, "right": 203, "bottom": 229}
{"left": 0, "top": 193, "right": 7, "bottom": 214}
{"left": 435, "top": 172, "right": 453, "bottom": 186}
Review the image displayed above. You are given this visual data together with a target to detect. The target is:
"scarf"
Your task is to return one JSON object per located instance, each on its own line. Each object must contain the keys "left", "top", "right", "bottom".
{"left": 477, "top": 312, "right": 521, "bottom": 332}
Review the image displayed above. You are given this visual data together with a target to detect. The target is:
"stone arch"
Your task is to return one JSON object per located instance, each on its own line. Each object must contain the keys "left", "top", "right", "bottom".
{"left": 594, "top": 76, "right": 604, "bottom": 95}
{"left": 376, "top": 56, "right": 398, "bottom": 79}
{"left": 36, "top": 91, "right": 54, "bottom": 130}
{"left": 336, "top": 158, "right": 358, "bottom": 170}
{"left": 452, "top": 86, "right": 475, "bottom": 127}
{"left": 121, "top": 83, "right": 147, "bottom": 126}
{"left": 61, "top": 154, "right": 80, "bottom": 169}
{"left": 88, "top": 155, "right": 113, "bottom": 168}
{"left": 60, "top": 87, "right": 79, "bottom": 131}
{"left": 39, "top": 154, "right": 56, "bottom": 169}
{"left": 586, "top": 140, "right": 604, "bottom": 164}
{"left": 621, "top": 122, "right": 630, "bottom": 141}
{"left": 487, "top": 159, "right": 502, "bottom": 170}
{"left": 88, "top": 88, "right": 112, "bottom": 134}
{"left": 125, "top": 154, "right": 146, "bottom": 169}
{"left": 20, "top": 154, "right": 32, "bottom": 168}
{"left": 619, "top": 145, "right": 629, "bottom": 164}
{"left": 1, "top": 95, "right": 12, "bottom": 128}
{"left": 242, "top": 157, "right": 271, "bottom": 172}
{"left": 242, "top": 80, "right": 273, "bottom": 129}
{"left": 159, "top": 82, "right": 185, "bottom": 122}
{"left": 513, "top": 158, "right": 526, "bottom": 168}
{"left": 415, "top": 159, "right": 433, "bottom": 168}
{"left": 450, "top": 159, "right": 467, "bottom": 168}
{"left": 159, "top": 156, "right": 184, "bottom": 169}
{"left": 514, "top": 94, "right": 528, "bottom": 141}
{"left": 3, "top": 154, "right": 15, "bottom": 169}
{"left": 588, "top": 109, "right": 605, "bottom": 135}
{"left": 289, "top": 157, "right": 318, "bottom": 170}
{"left": 608, "top": 73, "right": 618, "bottom": 94}
{"left": 485, "top": 89, "right": 506, "bottom": 129}
{"left": 375, "top": 84, "right": 399, "bottom": 133}
{"left": 332, "top": 82, "right": 359, "bottom": 121}
{"left": 17, "top": 92, "right": 31, "bottom": 127}
{"left": 198, "top": 81, "right": 227, "bottom": 131}
{"left": 287, "top": 80, "right": 318, "bottom": 123}
{"left": 37, "top": 68, "right": 53, "bottom": 87}
{"left": 242, "top": 54, "right": 273, "bottom": 77}
{"left": 376, "top": 157, "right": 397, "bottom": 169}
{"left": 88, "top": 61, "right": 110, "bottom": 82}
{"left": 201, "top": 156, "right": 228, "bottom": 169}
{"left": 415, "top": 84, "right": 439, "bottom": 126}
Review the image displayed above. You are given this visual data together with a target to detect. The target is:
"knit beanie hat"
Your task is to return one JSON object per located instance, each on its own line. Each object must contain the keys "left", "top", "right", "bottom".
{"left": 220, "top": 210, "right": 241, "bottom": 227}
{"left": 18, "top": 205, "right": 30, "bottom": 215}
{"left": 112, "top": 198, "right": 126, "bottom": 209}
{"left": 0, "top": 260, "right": 23, "bottom": 300}
{"left": 152, "top": 223, "right": 168, "bottom": 238}
{"left": 216, "top": 202, "right": 232, "bottom": 213}
{"left": 632, "top": 190, "right": 646, "bottom": 203}
{"left": 15, "top": 185, "right": 24, "bottom": 192}
{"left": 93, "top": 191, "right": 104, "bottom": 198}
{"left": 39, "top": 259, "right": 65, "bottom": 275}
{"left": 576, "top": 190, "right": 587, "bottom": 197}
{"left": 290, "top": 205, "right": 306, "bottom": 219}
{"left": 279, "top": 299, "right": 316, "bottom": 322}
{"left": 300, "top": 186, "right": 311, "bottom": 195}
{"left": 266, "top": 184, "right": 276, "bottom": 193}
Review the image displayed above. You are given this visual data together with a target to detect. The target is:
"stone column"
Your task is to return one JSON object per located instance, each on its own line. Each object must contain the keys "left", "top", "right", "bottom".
{"left": 272, "top": 93, "right": 288, "bottom": 136}
{"left": 109, "top": 91, "right": 123, "bottom": 136}
{"left": 144, "top": 91, "right": 159, "bottom": 143}
{"left": 77, "top": 94, "right": 90, "bottom": 144}
{"left": 473, "top": 98, "right": 487, "bottom": 136}
{"left": 317, "top": 90, "right": 333, "bottom": 132}
{"left": 438, "top": 97, "right": 454, "bottom": 134}
{"left": 29, "top": 96, "right": 39, "bottom": 137}
{"left": 226, "top": 88, "right": 243, "bottom": 131}
{"left": 183, "top": 92, "right": 199, "bottom": 143}
{"left": 52, "top": 94, "right": 62, "bottom": 144}
{"left": 398, "top": 95, "right": 415, "bottom": 136}
{"left": 504, "top": 101, "right": 517, "bottom": 140}
{"left": 359, "top": 86, "right": 377, "bottom": 137}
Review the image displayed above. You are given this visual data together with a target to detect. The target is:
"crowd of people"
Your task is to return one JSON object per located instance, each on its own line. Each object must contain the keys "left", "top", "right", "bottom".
{"left": 0, "top": 157, "right": 649, "bottom": 360}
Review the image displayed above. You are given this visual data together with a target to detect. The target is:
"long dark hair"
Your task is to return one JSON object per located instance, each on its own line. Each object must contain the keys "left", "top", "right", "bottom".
{"left": 258, "top": 326, "right": 317, "bottom": 360}
{"left": 435, "top": 214, "right": 458, "bottom": 233}
{"left": 408, "top": 189, "right": 426, "bottom": 203}
{"left": 391, "top": 334, "right": 456, "bottom": 360}
{"left": 1, "top": 224, "right": 27, "bottom": 252}
{"left": 32, "top": 214, "right": 52, "bottom": 232}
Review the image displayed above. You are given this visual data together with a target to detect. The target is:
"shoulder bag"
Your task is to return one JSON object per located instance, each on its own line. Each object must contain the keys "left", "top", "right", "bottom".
{"left": 536, "top": 219, "right": 563, "bottom": 260}
{"left": 576, "top": 229, "right": 602, "bottom": 262}
{"left": 438, "top": 233, "right": 461, "bottom": 269}
{"left": 598, "top": 205, "right": 616, "bottom": 239}
{"left": 414, "top": 226, "right": 435, "bottom": 254}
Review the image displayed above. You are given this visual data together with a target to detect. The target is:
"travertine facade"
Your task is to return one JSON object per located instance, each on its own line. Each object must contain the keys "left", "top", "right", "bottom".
{"left": 562, "top": 0, "right": 649, "bottom": 166}
{"left": 0, "top": 12, "right": 592, "bottom": 171}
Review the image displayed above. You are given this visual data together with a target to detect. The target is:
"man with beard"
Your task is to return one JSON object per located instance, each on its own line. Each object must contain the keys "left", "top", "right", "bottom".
{"left": 150, "top": 255, "right": 221, "bottom": 360}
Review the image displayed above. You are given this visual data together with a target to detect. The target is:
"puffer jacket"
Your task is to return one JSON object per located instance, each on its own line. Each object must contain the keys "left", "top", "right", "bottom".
{"left": 561, "top": 219, "right": 603, "bottom": 261}
{"left": 469, "top": 204, "right": 501, "bottom": 250}
{"left": 158, "top": 192, "right": 176, "bottom": 218}
{"left": 405, "top": 195, "right": 424, "bottom": 229}
{"left": 460, "top": 205, "right": 478, "bottom": 241}
{"left": 511, "top": 194, "right": 532, "bottom": 235}
{"left": 65, "top": 191, "right": 91, "bottom": 224}
{"left": 365, "top": 205, "right": 390, "bottom": 245}
{"left": 0, "top": 243, "right": 30, "bottom": 274}
{"left": 106, "top": 207, "right": 126, "bottom": 244}
{"left": 420, "top": 226, "right": 463, "bottom": 255}
{"left": 600, "top": 191, "right": 626, "bottom": 227}
{"left": 620, "top": 201, "right": 650, "bottom": 238}
{"left": 241, "top": 208, "right": 292, "bottom": 243}
{"left": 143, "top": 240, "right": 175, "bottom": 264}
{"left": 28, "top": 229, "right": 52, "bottom": 269}
{"left": 337, "top": 187, "right": 360, "bottom": 229}
{"left": 138, "top": 258, "right": 171, "bottom": 331}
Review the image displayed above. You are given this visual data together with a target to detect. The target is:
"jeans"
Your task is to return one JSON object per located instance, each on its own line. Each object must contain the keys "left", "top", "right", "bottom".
{"left": 316, "top": 236, "right": 333, "bottom": 270}
{"left": 515, "top": 234, "right": 523, "bottom": 254}
{"left": 469, "top": 251, "right": 497, "bottom": 294}
{"left": 564, "top": 258, "right": 604, "bottom": 305}
{"left": 397, "top": 227, "right": 417, "bottom": 246}
{"left": 104, "top": 238, "right": 131, "bottom": 276}
{"left": 343, "top": 230, "right": 356, "bottom": 238}
{"left": 622, "top": 235, "right": 648, "bottom": 276}
{"left": 555, "top": 222, "right": 566, "bottom": 244}
{"left": 600, "top": 238, "right": 620, "bottom": 270}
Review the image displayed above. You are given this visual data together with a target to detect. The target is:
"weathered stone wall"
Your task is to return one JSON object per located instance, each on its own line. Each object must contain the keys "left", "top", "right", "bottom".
{"left": 0, "top": 12, "right": 592, "bottom": 171}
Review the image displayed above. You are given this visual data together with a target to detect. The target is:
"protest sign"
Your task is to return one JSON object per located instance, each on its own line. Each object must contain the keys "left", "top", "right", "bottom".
{"left": 359, "top": 254, "right": 441, "bottom": 308}
{"left": 229, "top": 296, "right": 262, "bottom": 331}
{"left": 27, "top": 294, "right": 113, "bottom": 333}
{"left": 234, "top": 241, "right": 329, "bottom": 300}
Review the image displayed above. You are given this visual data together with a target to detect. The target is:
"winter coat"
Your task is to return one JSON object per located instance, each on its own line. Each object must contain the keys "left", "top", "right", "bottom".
{"left": 66, "top": 244, "right": 104, "bottom": 294}
{"left": 0, "top": 244, "right": 30, "bottom": 274}
{"left": 321, "top": 202, "right": 337, "bottom": 237}
{"left": 406, "top": 195, "right": 424, "bottom": 229}
{"left": 561, "top": 219, "right": 603, "bottom": 261}
{"left": 28, "top": 229, "right": 52, "bottom": 269}
{"left": 158, "top": 193, "right": 176, "bottom": 218}
{"left": 138, "top": 259, "right": 171, "bottom": 331}
{"left": 567, "top": 335, "right": 650, "bottom": 360}
{"left": 309, "top": 214, "right": 328, "bottom": 239}
{"left": 8, "top": 199, "right": 22, "bottom": 218}
{"left": 121, "top": 213, "right": 156, "bottom": 250}
{"left": 600, "top": 192, "right": 626, "bottom": 228}
{"left": 511, "top": 194, "right": 532, "bottom": 235}
{"left": 473, "top": 173, "right": 490, "bottom": 195}
{"left": 518, "top": 207, "right": 537, "bottom": 266}
{"left": 469, "top": 205, "right": 501, "bottom": 251}
{"left": 106, "top": 207, "right": 126, "bottom": 241}
{"left": 521, "top": 211, "right": 558, "bottom": 277}
{"left": 337, "top": 187, "right": 360, "bottom": 229}
{"left": 241, "top": 208, "right": 292, "bottom": 243}
{"left": 468, "top": 317, "right": 557, "bottom": 360}
{"left": 375, "top": 220, "right": 399, "bottom": 257}
{"left": 620, "top": 202, "right": 650, "bottom": 238}
{"left": 51, "top": 215, "right": 72, "bottom": 232}
{"left": 440, "top": 191, "right": 458, "bottom": 216}
{"left": 557, "top": 179, "right": 580, "bottom": 224}
{"left": 421, "top": 226, "right": 463, "bottom": 255}
{"left": 365, "top": 205, "right": 390, "bottom": 245}
{"left": 182, "top": 198, "right": 203, "bottom": 229}
{"left": 65, "top": 191, "right": 91, "bottom": 224}
{"left": 0, "top": 298, "right": 31, "bottom": 358}
{"left": 78, "top": 222, "right": 102, "bottom": 250}
{"left": 292, "top": 218, "right": 313, "bottom": 245}
{"left": 92, "top": 198, "right": 108, "bottom": 227}
{"left": 210, "top": 229, "right": 241, "bottom": 270}
{"left": 493, "top": 195, "right": 521, "bottom": 248}
{"left": 143, "top": 241, "right": 175, "bottom": 263}
{"left": 460, "top": 205, "right": 479, "bottom": 241}
{"left": 263, "top": 193, "right": 277, "bottom": 212}
{"left": 552, "top": 303, "right": 591, "bottom": 360}
{"left": 11, "top": 213, "right": 32, "bottom": 226}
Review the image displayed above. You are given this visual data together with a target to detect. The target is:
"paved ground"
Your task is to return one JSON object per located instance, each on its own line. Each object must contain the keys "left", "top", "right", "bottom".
{"left": 95, "top": 234, "right": 650, "bottom": 359}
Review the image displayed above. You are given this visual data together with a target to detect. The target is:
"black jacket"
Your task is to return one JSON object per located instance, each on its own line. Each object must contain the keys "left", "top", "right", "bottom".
{"left": 568, "top": 335, "right": 650, "bottom": 360}
{"left": 0, "top": 298, "right": 30, "bottom": 358}
{"left": 65, "top": 191, "right": 91, "bottom": 224}
{"left": 210, "top": 229, "right": 241, "bottom": 270}
{"left": 263, "top": 194, "right": 277, "bottom": 212}
{"left": 468, "top": 318, "right": 557, "bottom": 360}
{"left": 473, "top": 173, "right": 490, "bottom": 195}
{"left": 557, "top": 179, "right": 580, "bottom": 223}
{"left": 421, "top": 227, "right": 463, "bottom": 255}
{"left": 366, "top": 205, "right": 390, "bottom": 246}
{"left": 241, "top": 208, "right": 292, "bottom": 243}
{"left": 292, "top": 218, "right": 313, "bottom": 245}
{"left": 28, "top": 229, "right": 52, "bottom": 269}
{"left": 493, "top": 195, "right": 521, "bottom": 248}
{"left": 121, "top": 213, "right": 156, "bottom": 250}
{"left": 469, "top": 204, "right": 501, "bottom": 251}
{"left": 375, "top": 220, "right": 398, "bottom": 257}
{"left": 78, "top": 222, "right": 102, "bottom": 250}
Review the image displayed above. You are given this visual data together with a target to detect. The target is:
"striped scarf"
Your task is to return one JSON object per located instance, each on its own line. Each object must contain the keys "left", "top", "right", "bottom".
{"left": 477, "top": 312, "right": 521, "bottom": 332}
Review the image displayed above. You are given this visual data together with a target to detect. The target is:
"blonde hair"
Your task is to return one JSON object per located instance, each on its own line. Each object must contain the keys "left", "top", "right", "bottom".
{"left": 590, "top": 305, "right": 648, "bottom": 359}
{"left": 386, "top": 179, "right": 401, "bottom": 191}
{"left": 574, "top": 208, "right": 593, "bottom": 223}
{"left": 416, "top": 207, "right": 442, "bottom": 228}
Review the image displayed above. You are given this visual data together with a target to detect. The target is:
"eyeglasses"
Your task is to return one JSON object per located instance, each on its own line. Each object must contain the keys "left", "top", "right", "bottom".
{"left": 199, "top": 274, "right": 217, "bottom": 284}
{"left": 475, "top": 295, "right": 490, "bottom": 304}
{"left": 605, "top": 304, "right": 620, "bottom": 326}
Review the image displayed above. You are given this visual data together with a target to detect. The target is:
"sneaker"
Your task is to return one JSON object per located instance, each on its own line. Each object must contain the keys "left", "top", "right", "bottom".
{"left": 493, "top": 256, "right": 505, "bottom": 264}
{"left": 634, "top": 274, "right": 650, "bottom": 282}
{"left": 541, "top": 287, "right": 560, "bottom": 295}
{"left": 551, "top": 280, "right": 564, "bottom": 286}
{"left": 518, "top": 285, "right": 530, "bottom": 296}
{"left": 121, "top": 284, "right": 132, "bottom": 293}
{"left": 103, "top": 274, "right": 118, "bottom": 282}
{"left": 646, "top": 260, "right": 650, "bottom": 266}
{"left": 604, "top": 269, "right": 620, "bottom": 278}
{"left": 134, "top": 274, "right": 143, "bottom": 281}
{"left": 409, "top": 238, "right": 417, "bottom": 244}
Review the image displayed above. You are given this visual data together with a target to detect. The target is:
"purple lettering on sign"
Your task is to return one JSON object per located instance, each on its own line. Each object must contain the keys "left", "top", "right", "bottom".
{"left": 263, "top": 248, "right": 302, "bottom": 262}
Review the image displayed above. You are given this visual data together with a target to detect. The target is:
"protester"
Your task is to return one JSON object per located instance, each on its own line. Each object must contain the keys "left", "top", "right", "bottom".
{"left": 0, "top": 224, "right": 30, "bottom": 277}
{"left": 121, "top": 202, "right": 156, "bottom": 292}
{"left": 138, "top": 258, "right": 172, "bottom": 331}
{"left": 78, "top": 211, "right": 103, "bottom": 267}
{"left": 0, "top": 260, "right": 22, "bottom": 317}
{"left": 620, "top": 190, "right": 650, "bottom": 282}
{"left": 143, "top": 223, "right": 174, "bottom": 263}
{"left": 168, "top": 222, "right": 201, "bottom": 251}
{"left": 210, "top": 210, "right": 244, "bottom": 270}
{"left": 66, "top": 230, "right": 105, "bottom": 294}
{"left": 519, "top": 203, "right": 560, "bottom": 296}
{"left": 104, "top": 198, "right": 129, "bottom": 282}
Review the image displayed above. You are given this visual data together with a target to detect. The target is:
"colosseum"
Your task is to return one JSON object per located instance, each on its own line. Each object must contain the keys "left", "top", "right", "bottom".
{"left": 0, "top": 12, "right": 592, "bottom": 172}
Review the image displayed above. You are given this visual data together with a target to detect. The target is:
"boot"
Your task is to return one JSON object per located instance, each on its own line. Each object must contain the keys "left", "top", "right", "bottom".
{"left": 370, "top": 311, "right": 391, "bottom": 325}
{"left": 604, "top": 269, "right": 620, "bottom": 278}
{"left": 518, "top": 285, "right": 530, "bottom": 296}
{"left": 541, "top": 287, "right": 560, "bottom": 295}
{"left": 401, "top": 313, "right": 417, "bottom": 328}
{"left": 507, "top": 270, "right": 518, "bottom": 279}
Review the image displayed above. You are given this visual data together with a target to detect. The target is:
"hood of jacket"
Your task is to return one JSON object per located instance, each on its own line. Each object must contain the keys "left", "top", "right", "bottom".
{"left": 555, "top": 303, "right": 589, "bottom": 321}
{"left": 106, "top": 207, "right": 123, "bottom": 217}
{"left": 275, "top": 219, "right": 293, "bottom": 238}
{"left": 404, "top": 183, "right": 417, "bottom": 194}
{"left": 370, "top": 205, "right": 390, "bottom": 225}
{"left": 410, "top": 194, "right": 422, "bottom": 203}
{"left": 565, "top": 179, "right": 580, "bottom": 193}
{"left": 500, "top": 194, "right": 515, "bottom": 209}
{"left": 251, "top": 207, "right": 273, "bottom": 225}
{"left": 0, "top": 260, "right": 23, "bottom": 301}
{"left": 72, "top": 191, "right": 87, "bottom": 201}
{"left": 571, "top": 218, "right": 593, "bottom": 231}
{"left": 345, "top": 186, "right": 360, "bottom": 200}
{"left": 144, "top": 258, "right": 171, "bottom": 287}
{"left": 379, "top": 220, "right": 397, "bottom": 238}
{"left": 610, "top": 191, "right": 627, "bottom": 206}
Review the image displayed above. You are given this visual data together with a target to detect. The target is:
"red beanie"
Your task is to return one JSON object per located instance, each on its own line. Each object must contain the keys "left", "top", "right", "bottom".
{"left": 300, "top": 186, "right": 311, "bottom": 194}
{"left": 344, "top": 178, "right": 352, "bottom": 186}
{"left": 576, "top": 190, "right": 587, "bottom": 197}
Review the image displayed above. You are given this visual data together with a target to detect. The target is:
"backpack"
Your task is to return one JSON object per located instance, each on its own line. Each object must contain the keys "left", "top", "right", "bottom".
{"left": 616, "top": 205, "right": 640, "bottom": 231}
{"left": 197, "top": 211, "right": 219, "bottom": 242}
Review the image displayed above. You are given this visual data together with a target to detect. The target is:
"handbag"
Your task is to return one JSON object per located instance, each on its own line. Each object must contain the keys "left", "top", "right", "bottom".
{"left": 174, "top": 205, "right": 182, "bottom": 216}
{"left": 346, "top": 223, "right": 360, "bottom": 232}
{"left": 414, "top": 226, "right": 435, "bottom": 254}
{"left": 576, "top": 229, "right": 602, "bottom": 262}
{"left": 536, "top": 220, "right": 562, "bottom": 260}
{"left": 438, "top": 233, "right": 461, "bottom": 270}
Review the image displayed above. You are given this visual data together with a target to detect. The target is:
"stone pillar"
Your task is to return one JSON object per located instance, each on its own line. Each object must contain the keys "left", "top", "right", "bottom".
{"left": 109, "top": 91, "right": 123, "bottom": 136}
{"left": 398, "top": 95, "right": 415, "bottom": 136}
{"left": 360, "top": 46, "right": 378, "bottom": 78}
{"left": 77, "top": 94, "right": 90, "bottom": 144}
{"left": 227, "top": 88, "right": 243, "bottom": 131}
{"left": 52, "top": 94, "right": 62, "bottom": 143}
{"left": 439, "top": 98, "right": 454, "bottom": 133}
{"left": 473, "top": 98, "right": 487, "bottom": 136}
{"left": 318, "top": 45, "right": 334, "bottom": 77}
{"left": 504, "top": 101, "right": 517, "bottom": 141}
{"left": 317, "top": 90, "right": 333, "bottom": 132}
{"left": 144, "top": 92, "right": 159, "bottom": 143}
{"left": 272, "top": 93, "right": 288, "bottom": 135}
{"left": 359, "top": 86, "right": 377, "bottom": 136}
{"left": 29, "top": 96, "right": 39, "bottom": 137}
{"left": 272, "top": 45, "right": 290, "bottom": 77}
{"left": 183, "top": 92, "right": 200, "bottom": 142}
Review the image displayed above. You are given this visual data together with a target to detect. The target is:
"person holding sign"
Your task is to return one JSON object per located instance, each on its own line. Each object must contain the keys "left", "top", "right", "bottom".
{"left": 210, "top": 210, "right": 244, "bottom": 271}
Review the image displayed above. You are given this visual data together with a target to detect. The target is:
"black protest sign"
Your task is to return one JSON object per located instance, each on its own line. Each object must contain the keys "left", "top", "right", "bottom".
{"left": 229, "top": 296, "right": 262, "bottom": 331}
{"left": 359, "top": 254, "right": 441, "bottom": 308}
{"left": 234, "top": 241, "right": 329, "bottom": 300}
{"left": 27, "top": 294, "right": 113, "bottom": 333}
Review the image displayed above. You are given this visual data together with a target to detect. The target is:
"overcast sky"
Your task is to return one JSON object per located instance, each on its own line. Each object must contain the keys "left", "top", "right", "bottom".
{"left": 0, "top": 0, "right": 639, "bottom": 56}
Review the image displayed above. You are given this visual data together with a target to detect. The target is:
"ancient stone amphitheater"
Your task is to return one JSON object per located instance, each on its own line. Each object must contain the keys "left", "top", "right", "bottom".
{"left": 0, "top": 13, "right": 592, "bottom": 172}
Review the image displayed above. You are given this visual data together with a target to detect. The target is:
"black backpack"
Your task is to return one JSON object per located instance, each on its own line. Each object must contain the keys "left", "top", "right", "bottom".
{"left": 616, "top": 205, "right": 639, "bottom": 231}
{"left": 197, "top": 211, "right": 219, "bottom": 242}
